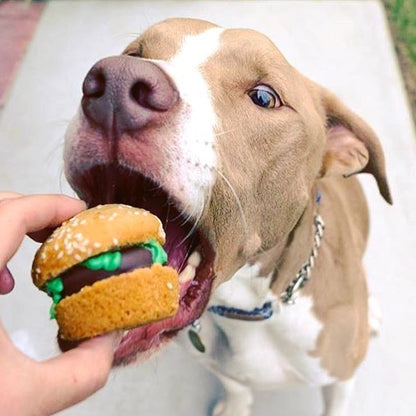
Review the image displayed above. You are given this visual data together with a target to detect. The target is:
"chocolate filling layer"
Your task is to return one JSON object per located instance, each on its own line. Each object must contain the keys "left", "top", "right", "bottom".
{"left": 60, "top": 246, "right": 153, "bottom": 298}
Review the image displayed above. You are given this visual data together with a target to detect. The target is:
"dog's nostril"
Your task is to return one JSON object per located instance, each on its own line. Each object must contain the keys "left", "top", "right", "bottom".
{"left": 130, "top": 81, "right": 160, "bottom": 110}
{"left": 83, "top": 69, "right": 106, "bottom": 98}
{"left": 130, "top": 81, "right": 153, "bottom": 109}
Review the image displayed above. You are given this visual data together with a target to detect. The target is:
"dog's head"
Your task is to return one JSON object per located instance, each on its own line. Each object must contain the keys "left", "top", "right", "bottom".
{"left": 64, "top": 18, "right": 391, "bottom": 364}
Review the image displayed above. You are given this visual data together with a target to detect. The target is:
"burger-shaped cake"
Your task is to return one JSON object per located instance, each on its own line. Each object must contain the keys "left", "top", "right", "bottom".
{"left": 31, "top": 204, "right": 179, "bottom": 341}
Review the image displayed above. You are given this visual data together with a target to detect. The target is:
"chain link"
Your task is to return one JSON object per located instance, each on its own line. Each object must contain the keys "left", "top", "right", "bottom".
{"left": 280, "top": 214, "right": 325, "bottom": 304}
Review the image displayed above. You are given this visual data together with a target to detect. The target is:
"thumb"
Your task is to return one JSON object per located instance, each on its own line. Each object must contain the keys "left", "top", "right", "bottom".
{"left": 36, "top": 332, "right": 119, "bottom": 414}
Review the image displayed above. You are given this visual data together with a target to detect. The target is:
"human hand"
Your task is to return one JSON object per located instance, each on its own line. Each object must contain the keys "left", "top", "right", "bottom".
{"left": 0, "top": 193, "right": 118, "bottom": 415}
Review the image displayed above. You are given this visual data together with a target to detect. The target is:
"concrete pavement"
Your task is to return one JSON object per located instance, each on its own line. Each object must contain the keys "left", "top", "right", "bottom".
{"left": 0, "top": 1, "right": 415, "bottom": 415}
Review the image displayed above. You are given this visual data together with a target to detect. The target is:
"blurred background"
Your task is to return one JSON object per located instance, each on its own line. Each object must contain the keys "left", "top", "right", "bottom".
{"left": 1, "top": 1, "right": 416, "bottom": 415}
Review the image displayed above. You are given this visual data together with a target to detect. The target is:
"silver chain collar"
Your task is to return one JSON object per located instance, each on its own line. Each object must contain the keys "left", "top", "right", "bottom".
{"left": 188, "top": 212, "right": 325, "bottom": 353}
{"left": 280, "top": 213, "right": 325, "bottom": 304}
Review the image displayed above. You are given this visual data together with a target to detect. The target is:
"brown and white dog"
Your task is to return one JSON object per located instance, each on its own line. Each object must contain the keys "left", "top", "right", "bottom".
{"left": 64, "top": 18, "right": 392, "bottom": 416}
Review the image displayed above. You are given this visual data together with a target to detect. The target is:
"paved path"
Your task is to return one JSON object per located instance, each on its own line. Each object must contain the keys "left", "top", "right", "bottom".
{"left": 0, "top": 1, "right": 43, "bottom": 107}
{"left": 1, "top": 1, "right": 415, "bottom": 415}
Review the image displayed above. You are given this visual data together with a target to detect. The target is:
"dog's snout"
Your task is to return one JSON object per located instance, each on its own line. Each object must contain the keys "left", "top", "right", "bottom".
{"left": 81, "top": 56, "right": 178, "bottom": 132}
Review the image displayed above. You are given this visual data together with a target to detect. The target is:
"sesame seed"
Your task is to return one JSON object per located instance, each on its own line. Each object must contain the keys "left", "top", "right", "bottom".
{"left": 80, "top": 219, "right": 87, "bottom": 225}
{"left": 35, "top": 267, "right": 41, "bottom": 274}
{"left": 99, "top": 215, "right": 105, "bottom": 220}
{"left": 54, "top": 243, "right": 59, "bottom": 251}
{"left": 93, "top": 242, "right": 102, "bottom": 248}
{"left": 74, "top": 254, "right": 82, "bottom": 261}
{"left": 57, "top": 251, "right": 64, "bottom": 259}
{"left": 167, "top": 282, "right": 174, "bottom": 290}
{"left": 113, "top": 238, "right": 119, "bottom": 245}
{"left": 41, "top": 252, "right": 46, "bottom": 260}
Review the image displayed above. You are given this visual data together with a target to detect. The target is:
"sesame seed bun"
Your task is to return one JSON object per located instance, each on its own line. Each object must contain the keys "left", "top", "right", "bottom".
{"left": 32, "top": 204, "right": 166, "bottom": 287}
{"left": 31, "top": 204, "right": 179, "bottom": 341}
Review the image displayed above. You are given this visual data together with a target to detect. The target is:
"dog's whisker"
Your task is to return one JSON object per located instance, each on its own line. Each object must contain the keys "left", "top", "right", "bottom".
{"left": 214, "top": 128, "right": 237, "bottom": 138}
{"left": 181, "top": 203, "right": 204, "bottom": 244}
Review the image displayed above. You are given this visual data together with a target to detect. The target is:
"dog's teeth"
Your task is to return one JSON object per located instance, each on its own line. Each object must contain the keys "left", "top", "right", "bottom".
{"left": 178, "top": 264, "right": 196, "bottom": 283}
{"left": 187, "top": 251, "right": 202, "bottom": 268}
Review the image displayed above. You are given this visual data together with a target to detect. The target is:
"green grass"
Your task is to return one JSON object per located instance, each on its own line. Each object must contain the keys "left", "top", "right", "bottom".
{"left": 385, "top": 0, "right": 416, "bottom": 63}
{"left": 384, "top": 0, "right": 416, "bottom": 123}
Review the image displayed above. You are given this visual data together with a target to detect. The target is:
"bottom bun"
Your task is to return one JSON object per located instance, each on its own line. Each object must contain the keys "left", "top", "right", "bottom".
{"left": 55, "top": 264, "right": 179, "bottom": 340}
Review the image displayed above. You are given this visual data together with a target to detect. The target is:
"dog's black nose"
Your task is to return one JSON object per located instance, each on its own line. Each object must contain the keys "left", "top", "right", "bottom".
{"left": 81, "top": 56, "right": 178, "bottom": 133}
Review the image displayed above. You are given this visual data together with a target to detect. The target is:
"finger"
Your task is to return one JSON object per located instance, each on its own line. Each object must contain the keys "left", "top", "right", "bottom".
{"left": 0, "top": 191, "right": 22, "bottom": 201}
{"left": 0, "top": 317, "right": 12, "bottom": 344}
{"left": 37, "top": 333, "right": 117, "bottom": 414}
{"left": 0, "top": 267, "right": 15, "bottom": 294}
{"left": 0, "top": 195, "right": 86, "bottom": 267}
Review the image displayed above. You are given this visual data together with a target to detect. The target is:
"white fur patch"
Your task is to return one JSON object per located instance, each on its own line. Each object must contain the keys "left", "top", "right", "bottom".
{"left": 178, "top": 262, "right": 335, "bottom": 388}
{"left": 209, "top": 263, "right": 275, "bottom": 310}
{"left": 154, "top": 28, "right": 224, "bottom": 218}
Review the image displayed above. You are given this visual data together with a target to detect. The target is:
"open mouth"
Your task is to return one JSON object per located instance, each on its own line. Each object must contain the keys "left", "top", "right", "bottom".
{"left": 68, "top": 164, "right": 215, "bottom": 365}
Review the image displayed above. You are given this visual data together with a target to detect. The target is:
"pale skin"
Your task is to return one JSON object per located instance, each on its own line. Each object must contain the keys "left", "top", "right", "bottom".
{"left": 0, "top": 192, "right": 118, "bottom": 416}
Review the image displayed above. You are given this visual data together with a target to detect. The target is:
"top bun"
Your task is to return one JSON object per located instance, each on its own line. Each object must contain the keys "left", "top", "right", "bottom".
{"left": 32, "top": 204, "right": 166, "bottom": 287}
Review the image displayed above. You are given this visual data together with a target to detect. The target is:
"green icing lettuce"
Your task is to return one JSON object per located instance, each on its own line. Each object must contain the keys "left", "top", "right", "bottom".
{"left": 45, "top": 277, "right": 64, "bottom": 319}
{"left": 82, "top": 251, "right": 122, "bottom": 271}
{"left": 81, "top": 240, "right": 167, "bottom": 270}
{"left": 141, "top": 240, "right": 168, "bottom": 265}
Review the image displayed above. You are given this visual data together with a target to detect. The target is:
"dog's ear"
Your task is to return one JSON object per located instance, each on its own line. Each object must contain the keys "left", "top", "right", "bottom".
{"left": 320, "top": 89, "right": 392, "bottom": 204}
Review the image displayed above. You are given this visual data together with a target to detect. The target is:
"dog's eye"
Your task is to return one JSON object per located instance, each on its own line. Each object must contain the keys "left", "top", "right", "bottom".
{"left": 248, "top": 85, "right": 281, "bottom": 109}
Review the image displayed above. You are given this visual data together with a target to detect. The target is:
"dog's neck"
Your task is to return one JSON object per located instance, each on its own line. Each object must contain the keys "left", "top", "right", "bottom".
{"left": 259, "top": 191, "right": 318, "bottom": 299}
{"left": 210, "top": 188, "right": 320, "bottom": 313}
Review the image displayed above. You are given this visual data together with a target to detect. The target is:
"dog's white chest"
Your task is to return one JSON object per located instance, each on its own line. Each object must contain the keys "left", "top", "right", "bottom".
{"left": 176, "top": 263, "right": 335, "bottom": 388}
